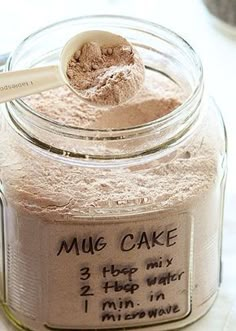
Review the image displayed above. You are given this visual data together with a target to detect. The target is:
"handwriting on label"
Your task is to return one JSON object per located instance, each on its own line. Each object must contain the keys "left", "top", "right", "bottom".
{"left": 47, "top": 218, "right": 191, "bottom": 328}
{"left": 103, "top": 265, "right": 138, "bottom": 281}
{"left": 101, "top": 304, "right": 181, "bottom": 322}
{"left": 56, "top": 227, "right": 178, "bottom": 256}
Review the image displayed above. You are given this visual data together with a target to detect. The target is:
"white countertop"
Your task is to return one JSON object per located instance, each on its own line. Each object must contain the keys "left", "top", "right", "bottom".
{"left": 0, "top": 0, "right": 236, "bottom": 330}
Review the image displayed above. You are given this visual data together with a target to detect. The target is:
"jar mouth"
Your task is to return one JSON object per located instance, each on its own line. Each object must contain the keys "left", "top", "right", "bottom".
{"left": 6, "top": 15, "right": 203, "bottom": 137}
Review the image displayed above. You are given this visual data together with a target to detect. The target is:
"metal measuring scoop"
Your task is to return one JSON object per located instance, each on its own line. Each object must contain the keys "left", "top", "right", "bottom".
{"left": 0, "top": 30, "right": 138, "bottom": 106}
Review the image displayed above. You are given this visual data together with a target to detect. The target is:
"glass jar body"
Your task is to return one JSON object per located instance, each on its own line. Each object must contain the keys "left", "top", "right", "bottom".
{"left": 0, "top": 16, "right": 227, "bottom": 331}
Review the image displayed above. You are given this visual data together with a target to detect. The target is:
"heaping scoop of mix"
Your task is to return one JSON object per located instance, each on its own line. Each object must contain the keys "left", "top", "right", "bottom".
{"left": 66, "top": 41, "right": 145, "bottom": 106}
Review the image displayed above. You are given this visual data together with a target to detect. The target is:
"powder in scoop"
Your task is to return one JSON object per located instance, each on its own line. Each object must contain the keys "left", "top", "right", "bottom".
{"left": 66, "top": 41, "right": 145, "bottom": 106}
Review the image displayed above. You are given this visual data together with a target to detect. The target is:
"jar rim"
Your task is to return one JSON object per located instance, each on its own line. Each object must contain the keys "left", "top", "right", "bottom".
{"left": 6, "top": 14, "right": 203, "bottom": 137}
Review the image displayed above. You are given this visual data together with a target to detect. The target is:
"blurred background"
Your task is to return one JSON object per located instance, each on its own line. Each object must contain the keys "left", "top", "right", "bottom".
{"left": 0, "top": 0, "right": 236, "bottom": 329}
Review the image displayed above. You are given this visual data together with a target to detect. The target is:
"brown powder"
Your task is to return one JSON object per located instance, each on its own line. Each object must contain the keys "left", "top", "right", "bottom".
{"left": 25, "top": 70, "right": 184, "bottom": 129}
{"left": 66, "top": 41, "right": 145, "bottom": 106}
{"left": 0, "top": 69, "right": 225, "bottom": 330}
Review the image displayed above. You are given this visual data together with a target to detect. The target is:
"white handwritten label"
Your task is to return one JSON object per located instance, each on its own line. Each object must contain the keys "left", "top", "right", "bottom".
{"left": 43, "top": 213, "right": 193, "bottom": 329}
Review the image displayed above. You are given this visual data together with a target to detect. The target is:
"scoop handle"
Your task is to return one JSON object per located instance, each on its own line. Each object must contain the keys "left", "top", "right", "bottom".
{"left": 0, "top": 65, "right": 63, "bottom": 104}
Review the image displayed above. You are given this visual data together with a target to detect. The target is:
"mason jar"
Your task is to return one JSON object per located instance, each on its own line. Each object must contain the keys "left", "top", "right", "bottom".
{"left": 0, "top": 15, "right": 227, "bottom": 331}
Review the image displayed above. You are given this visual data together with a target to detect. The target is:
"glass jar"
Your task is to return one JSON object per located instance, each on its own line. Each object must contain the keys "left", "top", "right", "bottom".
{"left": 0, "top": 16, "right": 227, "bottom": 331}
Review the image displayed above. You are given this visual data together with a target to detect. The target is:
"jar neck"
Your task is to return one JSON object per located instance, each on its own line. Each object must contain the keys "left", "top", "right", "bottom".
{"left": 5, "top": 16, "right": 204, "bottom": 163}
{"left": 5, "top": 84, "right": 204, "bottom": 162}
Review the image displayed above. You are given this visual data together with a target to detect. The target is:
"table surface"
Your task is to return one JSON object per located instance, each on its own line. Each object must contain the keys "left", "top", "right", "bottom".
{"left": 0, "top": 0, "right": 236, "bottom": 330}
